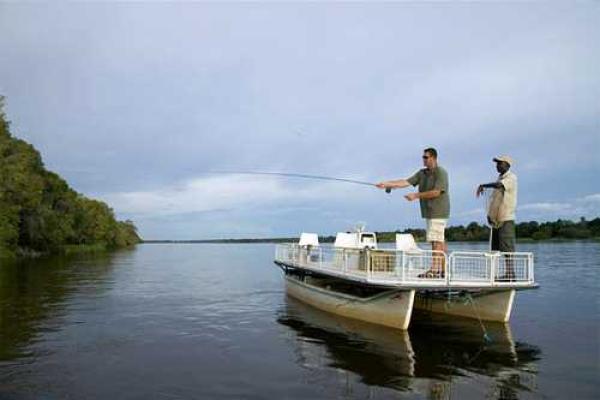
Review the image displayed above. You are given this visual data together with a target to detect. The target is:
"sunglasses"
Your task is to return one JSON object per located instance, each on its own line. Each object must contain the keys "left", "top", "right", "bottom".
{"left": 422, "top": 155, "right": 430, "bottom": 160}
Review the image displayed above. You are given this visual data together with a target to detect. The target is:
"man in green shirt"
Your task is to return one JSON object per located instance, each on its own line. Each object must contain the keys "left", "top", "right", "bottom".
{"left": 376, "top": 147, "right": 450, "bottom": 278}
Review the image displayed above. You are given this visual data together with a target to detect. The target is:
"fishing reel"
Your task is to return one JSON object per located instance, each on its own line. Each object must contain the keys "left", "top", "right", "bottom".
{"left": 385, "top": 188, "right": 392, "bottom": 194}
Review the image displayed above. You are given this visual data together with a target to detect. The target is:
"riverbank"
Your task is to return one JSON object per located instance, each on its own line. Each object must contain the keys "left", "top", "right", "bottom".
{"left": 0, "top": 243, "right": 138, "bottom": 259}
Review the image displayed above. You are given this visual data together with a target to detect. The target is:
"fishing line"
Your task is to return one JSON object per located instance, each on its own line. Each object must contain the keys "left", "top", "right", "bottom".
{"left": 203, "top": 170, "right": 415, "bottom": 228}
{"left": 203, "top": 171, "right": 378, "bottom": 188}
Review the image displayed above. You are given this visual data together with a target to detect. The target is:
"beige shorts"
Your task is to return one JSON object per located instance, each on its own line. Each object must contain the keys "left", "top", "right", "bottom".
{"left": 426, "top": 218, "right": 447, "bottom": 242}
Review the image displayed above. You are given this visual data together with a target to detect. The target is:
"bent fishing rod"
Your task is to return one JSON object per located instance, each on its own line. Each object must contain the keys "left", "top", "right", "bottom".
{"left": 203, "top": 171, "right": 394, "bottom": 192}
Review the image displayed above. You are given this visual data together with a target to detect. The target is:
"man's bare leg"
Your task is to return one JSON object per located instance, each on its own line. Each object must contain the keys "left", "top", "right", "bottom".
{"left": 432, "top": 241, "right": 446, "bottom": 276}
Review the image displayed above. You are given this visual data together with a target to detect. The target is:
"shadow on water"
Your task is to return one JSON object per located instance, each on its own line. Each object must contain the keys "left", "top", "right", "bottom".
{"left": 0, "top": 250, "right": 128, "bottom": 362}
{"left": 278, "top": 296, "right": 541, "bottom": 399}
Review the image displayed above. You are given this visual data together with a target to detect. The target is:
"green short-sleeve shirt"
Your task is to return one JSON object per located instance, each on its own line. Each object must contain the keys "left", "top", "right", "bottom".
{"left": 407, "top": 166, "right": 450, "bottom": 219}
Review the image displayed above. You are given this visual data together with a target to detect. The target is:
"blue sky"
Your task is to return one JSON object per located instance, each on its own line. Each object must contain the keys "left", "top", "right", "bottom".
{"left": 1, "top": 2, "right": 599, "bottom": 239}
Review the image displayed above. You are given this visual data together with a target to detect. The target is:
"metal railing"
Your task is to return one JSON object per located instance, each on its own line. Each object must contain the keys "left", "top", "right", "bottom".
{"left": 274, "top": 244, "right": 535, "bottom": 288}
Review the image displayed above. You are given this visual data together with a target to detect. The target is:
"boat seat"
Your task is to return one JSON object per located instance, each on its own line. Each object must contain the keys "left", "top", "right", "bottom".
{"left": 299, "top": 233, "right": 319, "bottom": 247}
{"left": 395, "top": 234, "right": 422, "bottom": 252}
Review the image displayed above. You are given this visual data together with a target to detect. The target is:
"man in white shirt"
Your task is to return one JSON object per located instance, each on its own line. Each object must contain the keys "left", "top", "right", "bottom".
{"left": 476, "top": 155, "right": 518, "bottom": 280}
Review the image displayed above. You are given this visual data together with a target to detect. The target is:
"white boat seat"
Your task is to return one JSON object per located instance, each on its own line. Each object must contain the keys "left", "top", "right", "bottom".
{"left": 334, "top": 232, "right": 355, "bottom": 248}
{"left": 395, "top": 234, "right": 422, "bottom": 252}
{"left": 299, "top": 233, "right": 319, "bottom": 247}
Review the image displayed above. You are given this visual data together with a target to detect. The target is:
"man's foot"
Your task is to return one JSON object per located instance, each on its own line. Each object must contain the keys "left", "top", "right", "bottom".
{"left": 418, "top": 270, "right": 445, "bottom": 279}
{"left": 496, "top": 273, "right": 516, "bottom": 282}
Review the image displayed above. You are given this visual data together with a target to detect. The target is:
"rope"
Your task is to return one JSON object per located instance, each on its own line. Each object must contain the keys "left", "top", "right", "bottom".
{"left": 333, "top": 289, "right": 401, "bottom": 309}
{"left": 435, "top": 290, "right": 492, "bottom": 343}
{"left": 462, "top": 292, "right": 492, "bottom": 343}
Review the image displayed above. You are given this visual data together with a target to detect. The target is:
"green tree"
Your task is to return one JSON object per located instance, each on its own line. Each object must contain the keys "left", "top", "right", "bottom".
{"left": 0, "top": 96, "right": 140, "bottom": 258}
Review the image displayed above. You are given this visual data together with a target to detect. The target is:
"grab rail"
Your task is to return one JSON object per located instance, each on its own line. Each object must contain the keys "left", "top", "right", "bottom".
{"left": 274, "top": 244, "right": 535, "bottom": 288}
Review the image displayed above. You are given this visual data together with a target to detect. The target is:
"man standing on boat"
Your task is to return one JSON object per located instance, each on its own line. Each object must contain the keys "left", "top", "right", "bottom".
{"left": 476, "top": 155, "right": 517, "bottom": 280}
{"left": 376, "top": 147, "right": 450, "bottom": 278}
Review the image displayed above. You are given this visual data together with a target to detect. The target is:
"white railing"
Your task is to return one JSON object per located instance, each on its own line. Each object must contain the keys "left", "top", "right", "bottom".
{"left": 274, "top": 244, "right": 535, "bottom": 288}
{"left": 449, "top": 252, "right": 495, "bottom": 285}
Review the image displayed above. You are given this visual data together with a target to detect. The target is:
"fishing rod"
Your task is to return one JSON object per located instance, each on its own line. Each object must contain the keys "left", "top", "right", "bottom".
{"left": 204, "top": 171, "right": 390, "bottom": 190}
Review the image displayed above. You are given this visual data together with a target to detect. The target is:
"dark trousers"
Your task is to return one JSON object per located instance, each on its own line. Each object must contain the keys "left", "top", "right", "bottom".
{"left": 491, "top": 220, "right": 516, "bottom": 252}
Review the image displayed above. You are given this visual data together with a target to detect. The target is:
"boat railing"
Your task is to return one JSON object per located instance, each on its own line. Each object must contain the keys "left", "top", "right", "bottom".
{"left": 274, "top": 244, "right": 535, "bottom": 288}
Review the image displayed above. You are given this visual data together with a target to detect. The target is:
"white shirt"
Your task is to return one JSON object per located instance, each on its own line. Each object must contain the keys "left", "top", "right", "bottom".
{"left": 488, "top": 171, "right": 518, "bottom": 223}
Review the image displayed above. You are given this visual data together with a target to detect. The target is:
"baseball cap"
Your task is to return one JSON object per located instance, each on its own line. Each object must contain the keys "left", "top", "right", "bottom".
{"left": 493, "top": 155, "right": 514, "bottom": 166}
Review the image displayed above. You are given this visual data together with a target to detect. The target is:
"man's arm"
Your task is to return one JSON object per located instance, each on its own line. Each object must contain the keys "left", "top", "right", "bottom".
{"left": 476, "top": 182, "right": 504, "bottom": 197}
{"left": 404, "top": 190, "right": 441, "bottom": 201}
{"left": 377, "top": 171, "right": 420, "bottom": 191}
{"left": 376, "top": 179, "right": 411, "bottom": 190}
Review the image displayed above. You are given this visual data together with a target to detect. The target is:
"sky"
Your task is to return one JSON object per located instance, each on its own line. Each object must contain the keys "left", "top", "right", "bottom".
{"left": 0, "top": 2, "right": 599, "bottom": 240}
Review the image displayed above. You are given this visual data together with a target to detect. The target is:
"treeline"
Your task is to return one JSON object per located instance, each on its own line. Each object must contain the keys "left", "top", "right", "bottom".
{"left": 144, "top": 238, "right": 297, "bottom": 244}
{"left": 282, "top": 218, "right": 600, "bottom": 243}
{"left": 0, "top": 97, "right": 140, "bottom": 258}
{"left": 144, "top": 218, "right": 600, "bottom": 244}
{"left": 375, "top": 217, "right": 600, "bottom": 242}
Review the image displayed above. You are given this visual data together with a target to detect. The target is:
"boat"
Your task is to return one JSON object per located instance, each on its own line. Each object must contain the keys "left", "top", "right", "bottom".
{"left": 274, "top": 228, "right": 537, "bottom": 330}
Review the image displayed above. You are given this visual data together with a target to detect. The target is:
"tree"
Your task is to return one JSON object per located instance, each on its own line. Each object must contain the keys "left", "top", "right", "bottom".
{"left": 0, "top": 96, "right": 141, "bottom": 257}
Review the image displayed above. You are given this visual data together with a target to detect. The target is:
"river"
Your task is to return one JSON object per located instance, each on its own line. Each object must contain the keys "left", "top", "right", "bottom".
{"left": 0, "top": 242, "right": 598, "bottom": 399}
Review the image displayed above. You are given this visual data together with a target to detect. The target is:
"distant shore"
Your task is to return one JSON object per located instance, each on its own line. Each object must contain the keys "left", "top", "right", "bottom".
{"left": 142, "top": 218, "right": 600, "bottom": 244}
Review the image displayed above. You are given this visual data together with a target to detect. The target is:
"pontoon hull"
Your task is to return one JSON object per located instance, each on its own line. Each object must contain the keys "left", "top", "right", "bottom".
{"left": 414, "top": 290, "right": 516, "bottom": 322}
{"left": 285, "top": 276, "right": 415, "bottom": 330}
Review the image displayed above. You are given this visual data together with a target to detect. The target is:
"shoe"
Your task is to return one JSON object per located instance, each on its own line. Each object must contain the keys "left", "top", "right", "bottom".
{"left": 418, "top": 270, "right": 445, "bottom": 279}
{"left": 496, "top": 274, "right": 516, "bottom": 282}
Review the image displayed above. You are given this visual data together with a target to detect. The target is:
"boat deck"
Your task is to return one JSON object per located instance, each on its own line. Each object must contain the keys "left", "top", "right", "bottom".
{"left": 275, "top": 244, "right": 536, "bottom": 290}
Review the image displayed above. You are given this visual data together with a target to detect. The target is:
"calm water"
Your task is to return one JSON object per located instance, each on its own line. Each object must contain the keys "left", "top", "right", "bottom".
{"left": 0, "top": 242, "right": 598, "bottom": 399}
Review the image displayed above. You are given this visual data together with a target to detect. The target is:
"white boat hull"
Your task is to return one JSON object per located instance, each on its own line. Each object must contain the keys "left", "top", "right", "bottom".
{"left": 285, "top": 276, "right": 415, "bottom": 330}
{"left": 414, "top": 290, "right": 516, "bottom": 322}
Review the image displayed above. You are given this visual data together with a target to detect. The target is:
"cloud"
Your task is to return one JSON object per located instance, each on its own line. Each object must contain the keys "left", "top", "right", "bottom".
{"left": 520, "top": 202, "right": 572, "bottom": 213}
{"left": 454, "top": 208, "right": 486, "bottom": 219}
{"left": 97, "top": 174, "right": 375, "bottom": 217}
{"left": 450, "top": 194, "right": 600, "bottom": 225}
{"left": 1, "top": 3, "right": 598, "bottom": 238}
{"left": 580, "top": 193, "right": 600, "bottom": 203}
{"left": 516, "top": 193, "right": 600, "bottom": 220}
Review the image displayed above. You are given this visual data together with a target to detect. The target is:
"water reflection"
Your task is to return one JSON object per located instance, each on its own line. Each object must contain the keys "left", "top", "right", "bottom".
{"left": 278, "top": 296, "right": 541, "bottom": 399}
{"left": 0, "top": 251, "right": 124, "bottom": 362}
